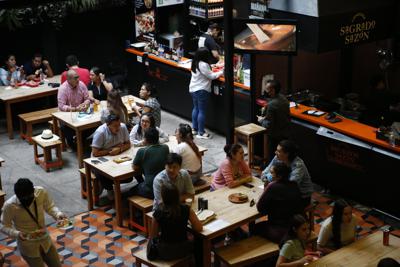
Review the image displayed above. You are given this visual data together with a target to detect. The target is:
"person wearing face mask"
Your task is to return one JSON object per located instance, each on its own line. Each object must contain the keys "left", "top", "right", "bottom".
{"left": 257, "top": 79, "right": 290, "bottom": 163}
{"left": 153, "top": 153, "right": 195, "bottom": 210}
{"left": 0, "top": 178, "right": 66, "bottom": 267}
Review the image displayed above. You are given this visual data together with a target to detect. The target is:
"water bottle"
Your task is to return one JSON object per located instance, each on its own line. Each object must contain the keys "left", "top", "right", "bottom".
{"left": 89, "top": 103, "right": 94, "bottom": 114}
{"left": 389, "top": 131, "right": 396, "bottom": 147}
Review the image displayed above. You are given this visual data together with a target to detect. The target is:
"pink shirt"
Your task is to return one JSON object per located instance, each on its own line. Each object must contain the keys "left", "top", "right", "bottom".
{"left": 212, "top": 158, "right": 251, "bottom": 189}
{"left": 61, "top": 67, "right": 91, "bottom": 86}
{"left": 57, "top": 80, "right": 90, "bottom": 111}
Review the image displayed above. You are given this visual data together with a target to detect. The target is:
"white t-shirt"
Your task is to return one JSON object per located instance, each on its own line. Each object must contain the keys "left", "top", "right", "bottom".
{"left": 174, "top": 142, "right": 201, "bottom": 173}
{"left": 317, "top": 214, "right": 358, "bottom": 249}
{"left": 189, "top": 61, "right": 223, "bottom": 93}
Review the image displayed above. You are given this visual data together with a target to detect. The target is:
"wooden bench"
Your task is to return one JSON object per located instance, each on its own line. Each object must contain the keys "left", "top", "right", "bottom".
{"left": 79, "top": 168, "right": 100, "bottom": 203}
{"left": 214, "top": 236, "right": 279, "bottom": 267}
{"left": 134, "top": 248, "right": 191, "bottom": 267}
{"left": 194, "top": 175, "right": 212, "bottom": 194}
{"left": 128, "top": 195, "right": 154, "bottom": 234}
{"left": 18, "top": 107, "right": 59, "bottom": 144}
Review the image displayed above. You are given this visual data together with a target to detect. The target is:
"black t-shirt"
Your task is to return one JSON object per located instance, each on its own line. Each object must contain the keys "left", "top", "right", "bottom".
{"left": 154, "top": 204, "right": 190, "bottom": 243}
{"left": 87, "top": 82, "right": 108, "bottom": 101}
{"left": 198, "top": 33, "right": 220, "bottom": 63}
{"left": 23, "top": 62, "right": 46, "bottom": 77}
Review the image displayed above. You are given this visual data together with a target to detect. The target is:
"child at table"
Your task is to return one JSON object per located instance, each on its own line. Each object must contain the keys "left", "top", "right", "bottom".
{"left": 317, "top": 199, "right": 358, "bottom": 255}
{"left": 148, "top": 183, "right": 202, "bottom": 262}
{"left": 276, "top": 215, "right": 314, "bottom": 267}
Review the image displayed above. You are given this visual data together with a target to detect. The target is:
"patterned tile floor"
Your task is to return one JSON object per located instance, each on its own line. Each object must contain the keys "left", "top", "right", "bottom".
{"left": 1, "top": 192, "right": 399, "bottom": 266}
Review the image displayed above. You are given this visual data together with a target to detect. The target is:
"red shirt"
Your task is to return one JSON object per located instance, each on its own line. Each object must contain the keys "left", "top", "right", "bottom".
{"left": 61, "top": 67, "right": 90, "bottom": 86}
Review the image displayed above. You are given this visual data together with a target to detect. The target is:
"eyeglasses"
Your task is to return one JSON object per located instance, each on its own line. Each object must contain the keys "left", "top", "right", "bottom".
{"left": 141, "top": 119, "right": 151, "bottom": 124}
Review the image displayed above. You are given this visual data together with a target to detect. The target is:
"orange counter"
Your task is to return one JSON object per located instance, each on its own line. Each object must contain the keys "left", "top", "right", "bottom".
{"left": 126, "top": 48, "right": 250, "bottom": 91}
{"left": 290, "top": 104, "right": 400, "bottom": 154}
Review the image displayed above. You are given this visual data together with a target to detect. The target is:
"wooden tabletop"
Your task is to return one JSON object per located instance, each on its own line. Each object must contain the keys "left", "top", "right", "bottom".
{"left": 192, "top": 178, "right": 264, "bottom": 238}
{"left": 235, "top": 123, "right": 267, "bottom": 136}
{"left": 0, "top": 75, "right": 61, "bottom": 101}
{"left": 307, "top": 231, "right": 400, "bottom": 267}
{"left": 83, "top": 136, "right": 207, "bottom": 179}
{"left": 290, "top": 104, "right": 400, "bottom": 154}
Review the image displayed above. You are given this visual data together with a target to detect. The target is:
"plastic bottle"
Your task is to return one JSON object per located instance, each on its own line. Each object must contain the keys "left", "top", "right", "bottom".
{"left": 389, "top": 131, "right": 396, "bottom": 147}
{"left": 90, "top": 103, "right": 94, "bottom": 114}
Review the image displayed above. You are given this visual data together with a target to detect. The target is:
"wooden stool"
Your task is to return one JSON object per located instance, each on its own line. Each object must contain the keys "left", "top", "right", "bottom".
{"left": 32, "top": 135, "right": 63, "bottom": 172}
{"left": 134, "top": 248, "right": 191, "bottom": 267}
{"left": 128, "top": 196, "right": 153, "bottom": 234}
{"left": 234, "top": 123, "right": 267, "bottom": 167}
{"left": 79, "top": 168, "right": 99, "bottom": 203}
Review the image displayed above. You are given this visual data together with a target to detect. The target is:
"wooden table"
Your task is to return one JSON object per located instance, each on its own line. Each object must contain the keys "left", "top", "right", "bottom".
{"left": 83, "top": 136, "right": 208, "bottom": 226}
{"left": 52, "top": 95, "right": 143, "bottom": 168}
{"left": 191, "top": 178, "right": 264, "bottom": 267}
{"left": 307, "top": 231, "right": 400, "bottom": 267}
{"left": 0, "top": 75, "right": 61, "bottom": 139}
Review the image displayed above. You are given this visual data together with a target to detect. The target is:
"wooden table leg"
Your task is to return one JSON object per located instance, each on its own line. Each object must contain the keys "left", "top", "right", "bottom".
{"left": 85, "top": 162, "right": 94, "bottom": 211}
{"left": 5, "top": 102, "right": 14, "bottom": 139}
{"left": 263, "top": 132, "right": 268, "bottom": 164}
{"left": 114, "top": 179, "right": 123, "bottom": 226}
{"left": 76, "top": 129, "right": 83, "bottom": 168}
{"left": 247, "top": 136, "right": 252, "bottom": 167}
{"left": 33, "top": 143, "right": 39, "bottom": 165}
{"left": 202, "top": 238, "right": 212, "bottom": 267}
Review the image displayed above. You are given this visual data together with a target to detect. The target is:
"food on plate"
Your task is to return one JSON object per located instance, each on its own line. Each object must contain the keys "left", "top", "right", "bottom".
{"left": 56, "top": 218, "right": 72, "bottom": 228}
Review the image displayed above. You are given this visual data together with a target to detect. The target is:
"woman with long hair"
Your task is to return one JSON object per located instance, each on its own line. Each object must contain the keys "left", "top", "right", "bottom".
{"left": 88, "top": 66, "right": 113, "bottom": 103}
{"left": 131, "top": 82, "right": 161, "bottom": 127}
{"left": 148, "top": 183, "right": 202, "bottom": 261}
{"left": 276, "top": 214, "right": 314, "bottom": 267}
{"left": 211, "top": 144, "right": 252, "bottom": 189}
{"left": 174, "top": 123, "right": 203, "bottom": 185}
{"left": 317, "top": 199, "right": 357, "bottom": 254}
{"left": 100, "top": 89, "right": 129, "bottom": 125}
{"left": 129, "top": 113, "right": 168, "bottom": 146}
{"left": 251, "top": 161, "right": 302, "bottom": 243}
{"left": 189, "top": 47, "right": 224, "bottom": 139}
{"left": 0, "top": 54, "right": 24, "bottom": 86}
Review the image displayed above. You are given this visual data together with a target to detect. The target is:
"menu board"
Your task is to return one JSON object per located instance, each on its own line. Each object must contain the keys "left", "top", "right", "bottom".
{"left": 249, "top": 0, "right": 269, "bottom": 19}
{"left": 135, "top": 0, "right": 155, "bottom": 40}
{"left": 156, "top": 0, "right": 184, "bottom": 8}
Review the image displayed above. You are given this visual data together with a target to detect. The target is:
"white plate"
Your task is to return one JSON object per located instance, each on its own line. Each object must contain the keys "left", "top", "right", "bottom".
{"left": 130, "top": 42, "right": 147, "bottom": 48}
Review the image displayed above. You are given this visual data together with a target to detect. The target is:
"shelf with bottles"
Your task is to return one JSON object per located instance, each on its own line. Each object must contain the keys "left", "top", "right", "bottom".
{"left": 190, "top": 0, "right": 223, "bottom": 7}
{"left": 189, "top": 5, "right": 223, "bottom": 19}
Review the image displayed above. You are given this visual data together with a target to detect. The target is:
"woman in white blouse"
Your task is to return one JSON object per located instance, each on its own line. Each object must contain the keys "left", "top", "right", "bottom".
{"left": 317, "top": 199, "right": 358, "bottom": 255}
{"left": 129, "top": 113, "right": 168, "bottom": 146}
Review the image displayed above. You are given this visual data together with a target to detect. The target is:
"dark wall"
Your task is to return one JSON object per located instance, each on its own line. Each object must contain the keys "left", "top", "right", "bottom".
{"left": 1, "top": 4, "right": 133, "bottom": 81}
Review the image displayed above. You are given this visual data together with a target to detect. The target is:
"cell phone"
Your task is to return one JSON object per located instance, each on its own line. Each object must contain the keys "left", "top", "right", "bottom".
{"left": 91, "top": 159, "right": 101, "bottom": 164}
{"left": 243, "top": 183, "right": 254, "bottom": 188}
{"left": 98, "top": 157, "right": 109, "bottom": 162}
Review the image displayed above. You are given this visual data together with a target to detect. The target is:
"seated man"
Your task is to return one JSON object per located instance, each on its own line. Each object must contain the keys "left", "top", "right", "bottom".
{"left": 23, "top": 53, "right": 54, "bottom": 81}
{"left": 131, "top": 127, "right": 169, "bottom": 199}
{"left": 57, "top": 69, "right": 90, "bottom": 149}
{"left": 91, "top": 114, "right": 131, "bottom": 200}
{"left": 60, "top": 55, "right": 90, "bottom": 86}
{"left": 153, "top": 153, "right": 195, "bottom": 210}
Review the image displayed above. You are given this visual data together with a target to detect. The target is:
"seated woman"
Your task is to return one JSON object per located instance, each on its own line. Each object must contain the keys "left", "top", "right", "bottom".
{"left": 148, "top": 182, "right": 202, "bottom": 261}
{"left": 317, "top": 199, "right": 357, "bottom": 255}
{"left": 174, "top": 123, "right": 203, "bottom": 185}
{"left": 0, "top": 54, "right": 24, "bottom": 86}
{"left": 251, "top": 162, "right": 302, "bottom": 243}
{"left": 129, "top": 113, "right": 168, "bottom": 146}
{"left": 88, "top": 66, "right": 113, "bottom": 103}
{"left": 261, "top": 140, "right": 313, "bottom": 209}
{"left": 131, "top": 82, "right": 161, "bottom": 127}
{"left": 276, "top": 215, "right": 314, "bottom": 267}
{"left": 100, "top": 90, "right": 129, "bottom": 125}
{"left": 211, "top": 144, "right": 252, "bottom": 190}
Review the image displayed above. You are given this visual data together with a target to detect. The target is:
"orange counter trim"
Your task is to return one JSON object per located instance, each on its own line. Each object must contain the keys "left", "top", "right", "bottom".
{"left": 291, "top": 104, "right": 400, "bottom": 153}
{"left": 126, "top": 48, "right": 250, "bottom": 91}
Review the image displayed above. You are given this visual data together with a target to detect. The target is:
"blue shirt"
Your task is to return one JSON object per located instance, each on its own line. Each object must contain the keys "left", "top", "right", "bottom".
{"left": 261, "top": 156, "right": 313, "bottom": 198}
{"left": 0, "top": 68, "right": 22, "bottom": 86}
{"left": 91, "top": 123, "right": 129, "bottom": 151}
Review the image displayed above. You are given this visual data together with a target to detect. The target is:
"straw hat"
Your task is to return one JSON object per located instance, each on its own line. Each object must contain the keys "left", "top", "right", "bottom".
{"left": 39, "top": 129, "right": 59, "bottom": 142}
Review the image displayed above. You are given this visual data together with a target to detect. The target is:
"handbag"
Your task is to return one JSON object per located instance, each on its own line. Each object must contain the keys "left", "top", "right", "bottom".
{"left": 146, "top": 237, "right": 159, "bottom": 260}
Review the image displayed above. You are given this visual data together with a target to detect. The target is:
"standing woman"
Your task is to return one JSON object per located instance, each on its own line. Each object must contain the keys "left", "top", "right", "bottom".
{"left": 317, "top": 199, "right": 357, "bottom": 255}
{"left": 88, "top": 67, "right": 113, "bottom": 103}
{"left": 0, "top": 54, "right": 24, "bottom": 86}
{"left": 211, "top": 144, "right": 252, "bottom": 190}
{"left": 174, "top": 123, "right": 203, "bottom": 185}
{"left": 100, "top": 90, "right": 129, "bottom": 125}
{"left": 189, "top": 47, "right": 224, "bottom": 139}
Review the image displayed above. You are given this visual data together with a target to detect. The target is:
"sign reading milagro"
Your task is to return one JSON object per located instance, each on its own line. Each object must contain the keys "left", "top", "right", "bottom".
{"left": 339, "top": 12, "right": 376, "bottom": 45}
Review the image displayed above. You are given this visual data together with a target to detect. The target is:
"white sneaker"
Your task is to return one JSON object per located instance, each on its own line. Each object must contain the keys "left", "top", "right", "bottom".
{"left": 196, "top": 132, "right": 212, "bottom": 139}
{"left": 192, "top": 129, "right": 198, "bottom": 135}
